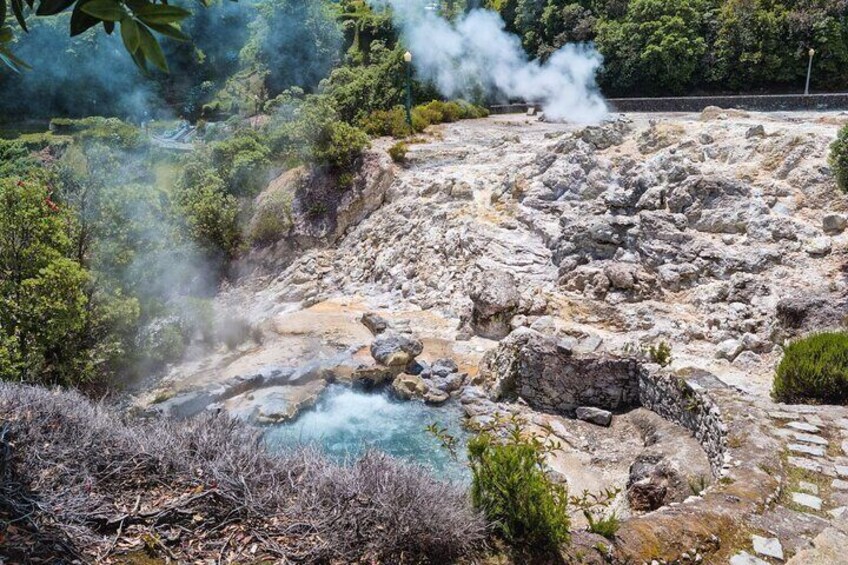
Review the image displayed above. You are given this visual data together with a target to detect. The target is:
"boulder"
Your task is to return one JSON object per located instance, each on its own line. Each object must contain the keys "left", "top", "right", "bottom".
{"left": 715, "top": 339, "right": 743, "bottom": 362}
{"left": 424, "top": 388, "right": 450, "bottom": 405}
{"left": 823, "top": 214, "right": 847, "bottom": 234}
{"left": 805, "top": 237, "right": 832, "bottom": 256}
{"left": 431, "top": 358, "right": 459, "bottom": 377}
{"left": 469, "top": 269, "right": 521, "bottom": 339}
{"left": 627, "top": 453, "right": 688, "bottom": 512}
{"left": 370, "top": 332, "right": 424, "bottom": 367}
{"left": 604, "top": 263, "right": 636, "bottom": 290}
{"left": 392, "top": 374, "right": 429, "bottom": 400}
{"left": 352, "top": 365, "right": 395, "bottom": 389}
{"left": 360, "top": 312, "right": 389, "bottom": 335}
{"left": 745, "top": 125, "right": 766, "bottom": 139}
{"left": 575, "top": 406, "right": 613, "bottom": 427}
{"left": 776, "top": 295, "right": 848, "bottom": 336}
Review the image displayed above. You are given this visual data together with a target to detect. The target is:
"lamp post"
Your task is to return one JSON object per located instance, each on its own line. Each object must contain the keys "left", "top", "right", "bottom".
{"left": 404, "top": 50, "right": 413, "bottom": 127}
{"left": 805, "top": 48, "right": 815, "bottom": 96}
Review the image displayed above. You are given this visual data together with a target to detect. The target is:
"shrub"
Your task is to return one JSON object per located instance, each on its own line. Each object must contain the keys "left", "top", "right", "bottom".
{"left": 210, "top": 130, "right": 272, "bottom": 196}
{"left": 359, "top": 106, "right": 412, "bottom": 138}
{"left": 0, "top": 383, "right": 485, "bottom": 562}
{"left": 312, "top": 120, "right": 371, "bottom": 171}
{"left": 468, "top": 421, "right": 571, "bottom": 549}
{"left": 773, "top": 332, "right": 848, "bottom": 404}
{"left": 388, "top": 142, "right": 408, "bottom": 163}
{"left": 829, "top": 124, "right": 848, "bottom": 192}
{"left": 648, "top": 341, "right": 673, "bottom": 367}
{"left": 266, "top": 93, "right": 370, "bottom": 171}
{"left": 586, "top": 512, "right": 620, "bottom": 539}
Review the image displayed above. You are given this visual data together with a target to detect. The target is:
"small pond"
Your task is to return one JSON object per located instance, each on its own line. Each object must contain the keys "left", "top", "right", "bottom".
{"left": 265, "top": 384, "right": 471, "bottom": 482}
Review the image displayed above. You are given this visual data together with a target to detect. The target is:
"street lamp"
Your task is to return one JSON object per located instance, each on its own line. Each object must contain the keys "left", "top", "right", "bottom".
{"left": 805, "top": 48, "right": 815, "bottom": 96}
{"left": 404, "top": 51, "right": 413, "bottom": 127}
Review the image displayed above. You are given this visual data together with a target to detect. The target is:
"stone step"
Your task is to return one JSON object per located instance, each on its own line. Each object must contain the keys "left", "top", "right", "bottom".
{"left": 789, "top": 443, "right": 827, "bottom": 457}
{"left": 752, "top": 535, "right": 784, "bottom": 561}
{"left": 837, "top": 465, "right": 848, "bottom": 479}
{"left": 792, "top": 492, "right": 823, "bottom": 511}
{"left": 794, "top": 432, "right": 829, "bottom": 446}
{"left": 788, "top": 456, "right": 824, "bottom": 474}
{"left": 730, "top": 551, "right": 769, "bottom": 565}
{"left": 787, "top": 421, "right": 821, "bottom": 433}
{"left": 798, "top": 481, "right": 820, "bottom": 495}
{"left": 834, "top": 479, "right": 848, "bottom": 491}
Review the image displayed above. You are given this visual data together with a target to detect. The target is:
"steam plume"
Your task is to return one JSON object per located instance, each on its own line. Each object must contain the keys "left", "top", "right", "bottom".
{"left": 372, "top": 1, "right": 608, "bottom": 123}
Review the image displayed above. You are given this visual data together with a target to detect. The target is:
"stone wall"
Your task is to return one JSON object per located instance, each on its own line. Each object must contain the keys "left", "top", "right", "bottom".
{"left": 490, "top": 93, "right": 848, "bottom": 114}
{"left": 639, "top": 369, "right": 727, "bottom": 475}
{"left": 481, "top": 328, "right": 727, "bottom": 475}
{"left": 479, "top": 328, "right": 640, "bottom": 415}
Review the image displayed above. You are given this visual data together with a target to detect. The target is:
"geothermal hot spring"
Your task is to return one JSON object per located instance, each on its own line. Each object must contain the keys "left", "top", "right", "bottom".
{"left": 265, "top": 384, "right": 471, "bottom": 481}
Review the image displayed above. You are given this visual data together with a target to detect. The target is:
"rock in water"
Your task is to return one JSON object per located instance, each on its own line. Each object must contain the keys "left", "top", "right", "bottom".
{"left": 575, "top": 406, "right": 613, "bottom": 427}
{"left": 392, "top": 374, "right": 428, "bottom": 400}
{"left": 370, "top": 332, "right": 424, "bottom": 367}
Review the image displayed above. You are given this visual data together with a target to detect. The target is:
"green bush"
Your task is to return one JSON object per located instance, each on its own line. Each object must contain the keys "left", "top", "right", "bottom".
{"left": 829, "top": 124, "right": 848, "bottom": 192}
{"left": 312, "top": 120, "right": 371, "bottom": 171}
{"left": 468, "top": 422, "right": 570, "bottom": 550}
{"left": 266, "top": 93, "right": 370, "bottom": 171}
{"left": 773, "top": 332, "right": 848, "bottom": 404}
{"left": 388, "top": 142, "right": 408, "bottom": 163}
{"left": 210, "top": 130, "right": 272, "bottom": 196}
{"left": 359, "top": 106, "right": 412, "bottom": 138}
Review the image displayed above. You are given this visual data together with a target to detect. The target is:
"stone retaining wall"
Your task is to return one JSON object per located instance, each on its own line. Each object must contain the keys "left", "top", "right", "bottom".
{"left": 639, "top": 369, "right": 727, "bottom": 475}
{"left": 490, "top": 93, "right": 848, "bottom": 114}
{"left": 481, "top": 329, "right": 727, "bottom": 474}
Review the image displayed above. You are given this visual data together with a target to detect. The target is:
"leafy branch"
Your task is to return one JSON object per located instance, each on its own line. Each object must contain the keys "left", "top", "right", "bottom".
{"left": 1, "top": 0, "right": 204, "bottom": 73}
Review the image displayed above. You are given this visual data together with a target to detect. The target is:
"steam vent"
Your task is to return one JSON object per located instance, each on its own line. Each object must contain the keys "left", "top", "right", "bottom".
{"left": 5, "top": 1, "right": 848, "bottom": 563}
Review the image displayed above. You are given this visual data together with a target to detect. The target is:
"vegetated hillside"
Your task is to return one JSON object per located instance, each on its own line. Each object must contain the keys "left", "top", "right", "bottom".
{"left": 3, "top": 0, "right": 845, "bottom": 123}
{"left": 486, "top": 0, "right": 848, "bottom": 96}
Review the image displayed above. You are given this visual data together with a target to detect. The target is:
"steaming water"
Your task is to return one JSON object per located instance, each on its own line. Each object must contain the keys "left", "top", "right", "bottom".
{"left": 265, "top": 384, "right": 470, "bottom": 482}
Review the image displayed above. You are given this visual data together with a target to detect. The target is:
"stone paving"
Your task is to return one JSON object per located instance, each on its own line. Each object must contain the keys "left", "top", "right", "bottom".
{"left": 727, "top": 404, "right": 848, "bottom": 564}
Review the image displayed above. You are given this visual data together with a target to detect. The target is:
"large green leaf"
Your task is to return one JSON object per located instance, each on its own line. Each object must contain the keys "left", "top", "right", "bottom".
{"left": 0, "top": 26, "right": 12, "bottom": 43}
{"left": 120, "top": 17, "right": 140, "bottom": 53}
{"left": 137, "top": 23, "right": 167, "bottom": 72}
{"left": 80, "top": 0, "right": 126, "bottom": 21}
{"left": 144, "top": 21, "right": 188, "bottom": 41}
{"left": 134, "top": 3, "right": 189, "bottom": 24}
{"left": 70, "top": 0, "right": 100, "bottom": 36}
{"left": 35, "top": 0, "right": 75, "bottom": 16}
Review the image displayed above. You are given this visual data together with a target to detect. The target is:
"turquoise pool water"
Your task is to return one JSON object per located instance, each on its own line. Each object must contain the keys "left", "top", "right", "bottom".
{"left": 265, "top": 384, "right": 470, "bottom": 482}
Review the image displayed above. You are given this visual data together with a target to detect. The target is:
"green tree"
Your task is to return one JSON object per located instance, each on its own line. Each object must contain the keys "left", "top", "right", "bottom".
{"left": 0, "top": 177, "right": 93, "bottom": 385}
{"left": 710, "top": 0, "right": 791, "bottom": 89}
{"left": 595, "top": 0, "right": 711, "bottom": 95}
{"left": 174, "top": 166, "right": 241, "bottom": 259}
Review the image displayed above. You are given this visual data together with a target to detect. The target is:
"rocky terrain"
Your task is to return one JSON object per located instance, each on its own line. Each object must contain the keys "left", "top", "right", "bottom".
{"left": 139, "top": 108, "right": 848, "bottom": 562}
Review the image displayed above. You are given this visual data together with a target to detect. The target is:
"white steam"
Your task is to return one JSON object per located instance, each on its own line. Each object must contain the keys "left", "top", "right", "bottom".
{"left": 372, "top": 1, "right": 607, "bottom": 123}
